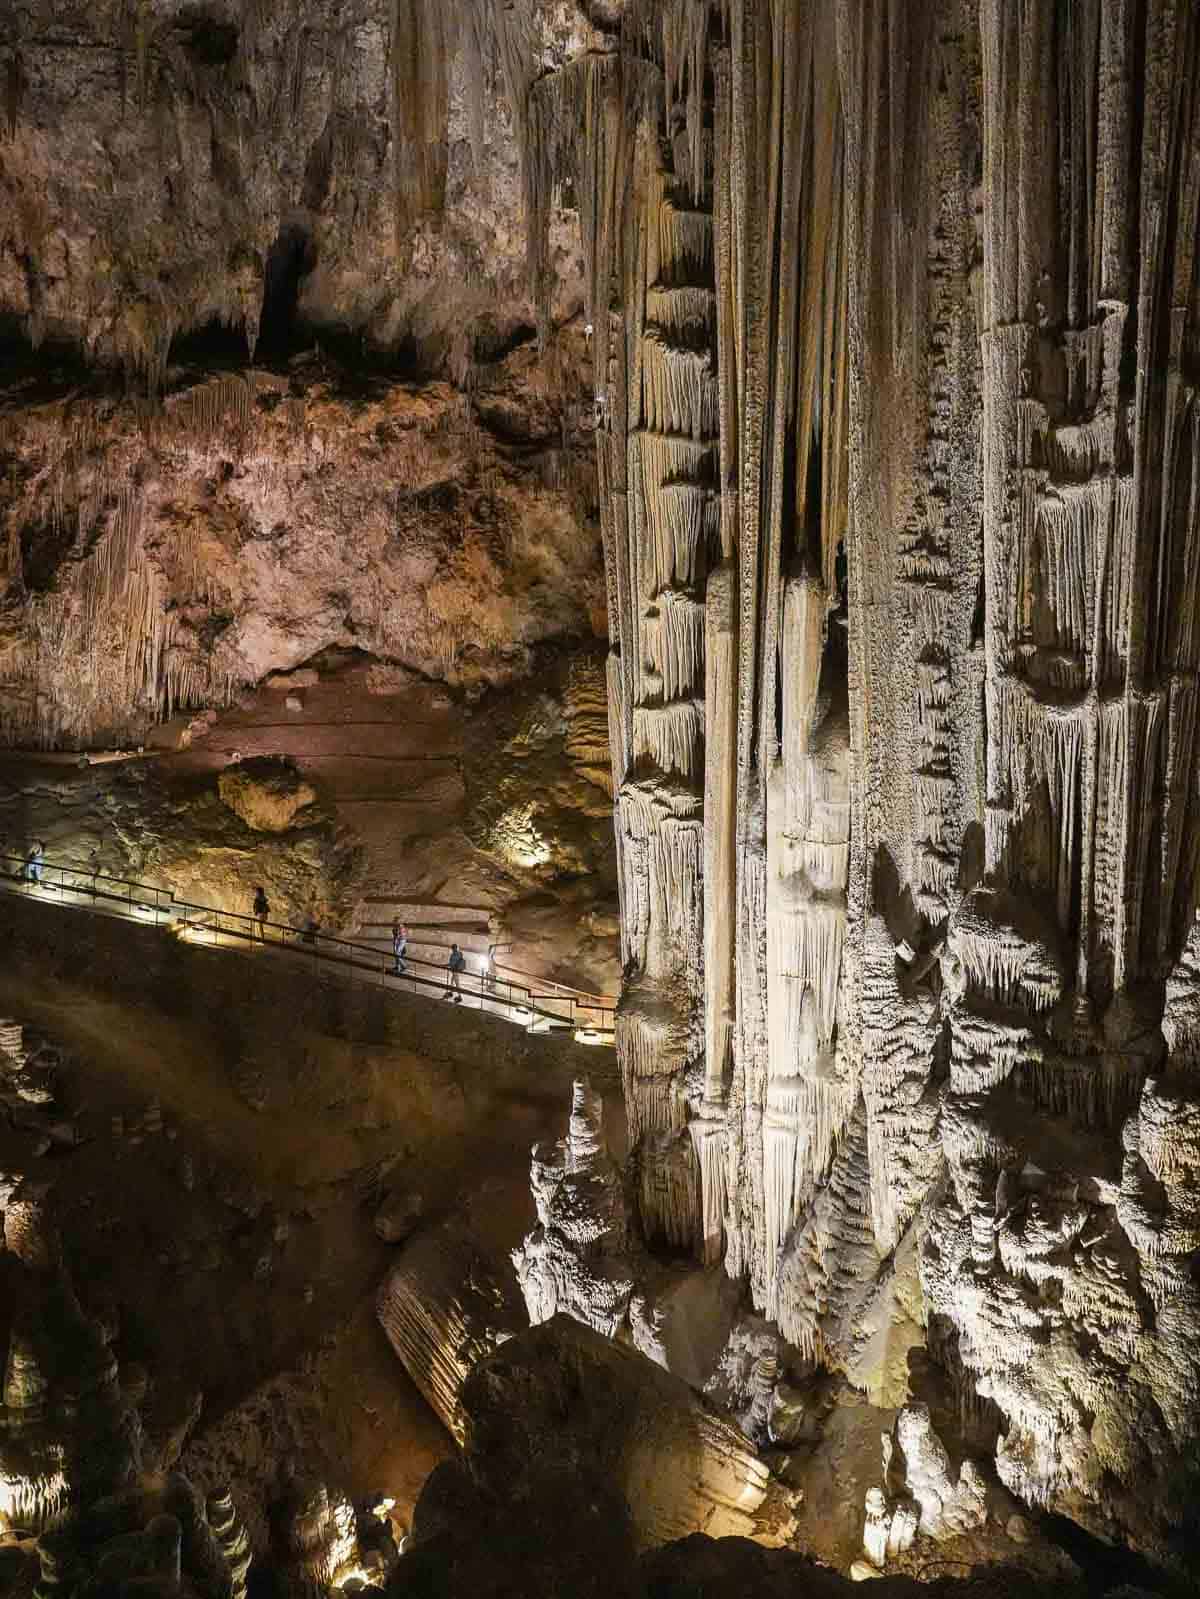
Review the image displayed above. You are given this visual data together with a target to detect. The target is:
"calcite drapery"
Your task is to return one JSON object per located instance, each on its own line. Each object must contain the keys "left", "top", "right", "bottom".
{"left": 525, "top": 0, "right": 1200, "bottom": 1554}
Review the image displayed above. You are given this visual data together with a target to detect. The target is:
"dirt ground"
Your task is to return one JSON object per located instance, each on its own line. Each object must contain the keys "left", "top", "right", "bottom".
{"left": 0, "top": 887, "right": 624, "bottom": 1536}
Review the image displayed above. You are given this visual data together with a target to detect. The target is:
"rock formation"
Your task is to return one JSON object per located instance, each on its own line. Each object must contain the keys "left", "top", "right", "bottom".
{"left": 376, "top": 1221, "right": 525, "bottom": 1445}
{"left": 506, "top": 0, "right": 1200, "bottom": 1568}
{"left": 454, "top": 1314, "right": 798, "bottom": 1548}
{"left": 0, "top": 1183, "right": 141, "bottom": 1533}
{"left": 512, "top": 1077, "right": 636, "bottom": 1335}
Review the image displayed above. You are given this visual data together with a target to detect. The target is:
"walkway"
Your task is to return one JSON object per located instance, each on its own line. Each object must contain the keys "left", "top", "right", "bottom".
{"left": 0, "top": 848, "right": 616, "bottom": 1047}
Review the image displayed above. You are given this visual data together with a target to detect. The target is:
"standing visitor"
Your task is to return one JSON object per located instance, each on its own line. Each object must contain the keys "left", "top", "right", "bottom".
{"left": 483, "top": 941, "right": 511, "bottom": 993}
{"left": 443, "top": 942, "right": 466, "bottom": 1002}
{"left": 392, "top": 920, "right": 409, "bottom": 974}
{"left": 23, "top": 841, "right": 45, "bottom": 885}
{"left": 253, "top": 885, "right": 270, "bottom": 941}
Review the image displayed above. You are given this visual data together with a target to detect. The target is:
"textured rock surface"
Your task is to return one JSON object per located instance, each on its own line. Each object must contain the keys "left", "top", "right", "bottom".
{"left": 454, "top": 1314, "right": 798, "bottom": 1549}
{"left": 0, "top": 747, "right": 364, "bottom": 928}
{"left": 529, "top": 0, "right": 1200, "bottom": 1569}
{"left": 4, "top": 0, "right": 1200, "bottom": 1584}
{"left": 0, "top": 0, "right": 606, "bottom": 749}
{"left": 217, "top": 759, "right": 317, "bottom": 833}
{"left": 0, "top": 1185, "right": 142, "bottom": 1533}
{"left": 376, "top": 1220, "right": 525, "bottom": 1445}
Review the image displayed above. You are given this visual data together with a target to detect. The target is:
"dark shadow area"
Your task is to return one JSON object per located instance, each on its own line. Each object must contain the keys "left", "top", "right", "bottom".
{"left": 256, "top": 222, "right": 318, "bottom": 362}
{"left": 1043, "top": 1512, "right": 1182, "bottom": 1596}
{"left": 0, "top": 315, "right": 105, "bottom": 403}
{"left": 172, "top": 5, "right": 239, "bottom": 66}
{"left": 167, "top": 317, "right": 252, "bottom": 370}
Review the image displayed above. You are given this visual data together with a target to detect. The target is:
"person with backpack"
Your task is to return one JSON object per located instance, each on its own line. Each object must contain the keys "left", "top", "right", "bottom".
{"left": 252, "top": 885, "right": 270, "bottom": 941}
{"left": 444, "top": 942, "right": 466, "bottom": 1002}
{"left": 23, "top": 841, "right": 46, "bottom": 886}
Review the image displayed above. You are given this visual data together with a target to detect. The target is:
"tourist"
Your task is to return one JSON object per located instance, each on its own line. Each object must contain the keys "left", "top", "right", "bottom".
{"left": 443, "top": 942, "right": 466, "bottom": 1002}
{"left": 23, "top": 841, "right": 45, "bottom": 886}
{"left": 253, "top": 885, "right": 270, "bottom": 941}
{"left": 392, "top": 920, "right": 409, "bottom": 975}
{"left": 302, "top": 912, "right": 319, "bottom": 945}
{"left": 483, "top": 941, "right": 510, "bottom": 993}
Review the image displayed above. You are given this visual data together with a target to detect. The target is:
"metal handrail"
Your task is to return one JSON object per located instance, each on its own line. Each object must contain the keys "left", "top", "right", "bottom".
{"left": 491, "top": 961, "right": 618, "bottom": 1008}
{"left": 0, "top": 847, "right": 616, "bottom": 1044}
{"left": 355, "top": 930, "right": 616, "bottom": 1011}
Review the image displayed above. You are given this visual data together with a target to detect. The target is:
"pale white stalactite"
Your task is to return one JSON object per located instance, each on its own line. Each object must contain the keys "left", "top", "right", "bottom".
{"left": 526, "top": 5, "right": 1200, "bottom": 1550}
{"left": 693, "top": 561, "right": 738, "bottom": 1265}
{"left": 760, "top": 567, "right": 852, "bottom": 1306}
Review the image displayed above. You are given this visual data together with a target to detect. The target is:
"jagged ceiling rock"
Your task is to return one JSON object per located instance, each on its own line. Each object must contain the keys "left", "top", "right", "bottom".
{"left": 0, "top": 1, "right": 599, "bottom": 371}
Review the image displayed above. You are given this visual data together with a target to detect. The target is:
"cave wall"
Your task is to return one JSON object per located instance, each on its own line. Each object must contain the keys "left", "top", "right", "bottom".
{"left": 542, "top": 0, "right": 1200, "bottom": 1559}
{"left": 0, "top": 1, "right": 609, "bottom": 748}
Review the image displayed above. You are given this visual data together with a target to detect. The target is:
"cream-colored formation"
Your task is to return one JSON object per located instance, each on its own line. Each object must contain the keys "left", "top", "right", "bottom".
{"left": 515, "top": 0, "right": 1200, "bottom": 1561}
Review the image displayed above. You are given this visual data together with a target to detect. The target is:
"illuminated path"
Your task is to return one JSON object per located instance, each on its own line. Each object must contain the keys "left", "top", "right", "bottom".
{"left": 0, "top": 849, "right": 616, "bottom": 1049}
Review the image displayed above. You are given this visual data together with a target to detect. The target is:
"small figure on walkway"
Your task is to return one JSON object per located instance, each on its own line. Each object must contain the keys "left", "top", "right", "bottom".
{"left": 483, "top": 941, "right": 511, "bottom": 994}
{"left": 253, "top": 885, "right": 270, "bottom": 941}
{"left": 444, "top": 942, "right": 466, "bottom": 1002}
{"left": 23, "top": 841, "right": 46, "bottom": 886}
{"left": 392, "top": 920, "right": 409, "bottom": 975}
{"left": 302, "top": 912, "right": 320, "bottom": 945}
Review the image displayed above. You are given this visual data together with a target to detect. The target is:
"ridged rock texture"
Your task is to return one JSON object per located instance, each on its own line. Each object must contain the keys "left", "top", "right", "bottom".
{"left": 514, "top": 0, "right": 1200, "bottom": 1565}
{"left": 375, "top": 1221, "right": 525, "bottom": 1445}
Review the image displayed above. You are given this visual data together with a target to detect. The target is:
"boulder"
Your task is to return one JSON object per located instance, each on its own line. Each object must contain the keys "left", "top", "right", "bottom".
{"left": 217, "top": 760, "right": 317, "bottom": 833}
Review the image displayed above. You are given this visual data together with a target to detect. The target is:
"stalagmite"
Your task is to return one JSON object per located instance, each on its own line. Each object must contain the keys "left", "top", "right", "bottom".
{"left": 513, "top": 1078, "right": 637, "bottom": 1337}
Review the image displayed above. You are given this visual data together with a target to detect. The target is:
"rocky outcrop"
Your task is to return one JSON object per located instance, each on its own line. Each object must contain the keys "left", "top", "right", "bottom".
{"left": 375, "top": 1220, "right": 524, "bottom": 1445}
{"left": 455, "top": 1315, "right": 798, "bottom": 1549}
{"left": 217, "top": 758, "right": 317, "bottom": 833}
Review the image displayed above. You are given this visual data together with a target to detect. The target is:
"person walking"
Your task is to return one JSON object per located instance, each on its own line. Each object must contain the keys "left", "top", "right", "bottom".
{"left": 252, "top": 885, "right": 270, "bottom": 941}
{"left": 482, "top": 940, "right": 511, "bottom": 994}
{"left": 392, "top": 920, "right": 409, "bottom": 975}
{"left": 443, "top": 942, "right": 466, "bottom": 1002}
{"left": 23, "top": 841, "right": 45, "bottom": 886}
